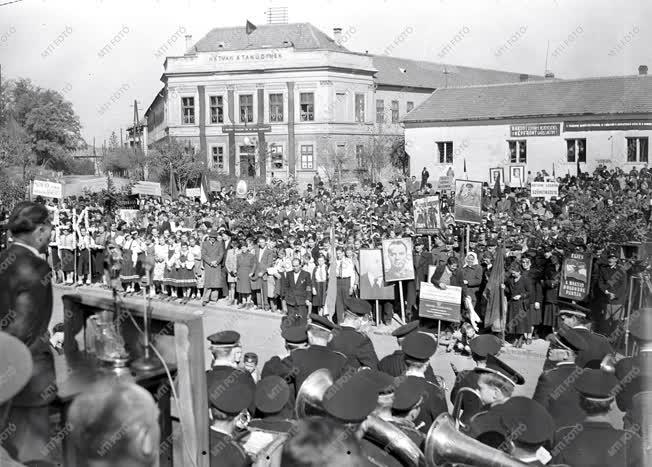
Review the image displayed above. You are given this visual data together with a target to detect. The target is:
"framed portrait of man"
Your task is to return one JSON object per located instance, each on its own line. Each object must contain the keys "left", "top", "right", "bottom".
{"left": 381, "top": 238, "right": 415, "bottom": 282}
{"left": 453, "top": 179, "right": 483, "bottom": 224}
{"left": 489, "top": 167, "right": 504, "bottom": 186}
{"left": 510, "top": 165, "right": 525, "bottom": 187}
{"left": 413, "top": 195, "right": 441, "bottom": 234}
{"left": 359, "top": 249, "right": 395, "bottom": 300}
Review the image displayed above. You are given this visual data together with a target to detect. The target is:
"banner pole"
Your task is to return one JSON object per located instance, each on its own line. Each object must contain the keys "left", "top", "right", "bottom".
{"left": 437, "top": 319, "right": 441, "bottom": 343}
{"left": 375, "top": 300, "right": 380, "bottom": 326}
{"left": 398, "top": 281, "right": 405, "bottom": 324}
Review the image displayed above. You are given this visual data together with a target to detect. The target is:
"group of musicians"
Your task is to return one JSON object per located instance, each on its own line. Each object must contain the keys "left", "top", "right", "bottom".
{"left": 205, "top": 297, "right": 649, "bottom": 467}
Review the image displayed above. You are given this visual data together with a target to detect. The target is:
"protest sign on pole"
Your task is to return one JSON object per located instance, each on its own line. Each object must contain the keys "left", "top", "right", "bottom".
{"left": 118, "top": 209, "right": 139, "bottom": 225}
{"left": 453, "top": 179, "right": 483, "bottom": 224}
{"left": 32, "top": 180, "right": 63, "bottom": 199}
{"left": 530, "top": 181, "right": 559, "bottom": 200}
{"left": 419, "top": 282, "right": 462, "bottom": 322}
{"left": 185, "top": 188, "right": 201, "bottom": 198}
{"left": 132, "top": 181, "right": 162, "bottom": 197}
{"left": 559, "top": 252, "right": 593, "bottom": 301}
{"left": 413, "top": 195, "right": 442, "bottom": 234}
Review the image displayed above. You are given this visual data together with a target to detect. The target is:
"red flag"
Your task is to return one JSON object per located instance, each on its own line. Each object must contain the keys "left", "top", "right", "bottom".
{"left": 491, "top": 174, "right": 502, "bottom": 198}
{"left": 169, "top": 164, "right": 178, "bottom": 201}
{"left": 324, "top": 224, "right": 338, "bottom": 319}
{"left": 576, "top": 158, "right": 581, "bottom": 177}
{"left": 483, "top": 246, "right": 506, "bottom": 333}
{"left": 552, "top": 163, "right": 556, "bottom": 177}
{"left": 245, "top": 20, "right": 257, "bottom": 35}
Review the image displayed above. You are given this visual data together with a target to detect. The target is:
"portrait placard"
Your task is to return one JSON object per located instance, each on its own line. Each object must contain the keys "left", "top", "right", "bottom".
{"left": 359, "top": 249, "right": 395, "bottom": 300}
{"left": 382, "top": 238, "right": 415, "bottom": 282}
{"left": 454, "top": 179, "right": 483, "bottom": 224}
{"left": 559, "top": 252, "right": 593, "bottom": 301}
{"left": 413, "top": 195, "right": 441, "bottom": 234}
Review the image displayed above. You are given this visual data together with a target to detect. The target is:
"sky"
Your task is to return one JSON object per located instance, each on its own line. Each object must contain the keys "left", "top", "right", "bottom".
{"left": 0, "top": 0, "right": 650, "bottom": 145}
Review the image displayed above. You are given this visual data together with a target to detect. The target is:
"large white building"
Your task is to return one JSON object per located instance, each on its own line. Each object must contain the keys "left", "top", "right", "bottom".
{"left": 404, "top": 69, "right": 652, "bottom": 186}
{"left": 145, "top": 22, "right": 537, "bottom": 185}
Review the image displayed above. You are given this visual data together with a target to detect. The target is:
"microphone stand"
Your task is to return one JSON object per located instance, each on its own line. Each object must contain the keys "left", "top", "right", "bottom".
{"left": 131, "top": 265, "right": 161, "bottom": 372}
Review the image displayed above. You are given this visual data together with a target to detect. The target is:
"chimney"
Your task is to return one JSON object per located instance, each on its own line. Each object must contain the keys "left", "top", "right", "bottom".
{"left": 639, "top": 65, "right": 648, "bottom": 75}
{"left": 185, "top": 35, "right": 193, "bottom": 51}
{"left": 519, "top": 73, "right": 529, "bottom": 82}
{"left": 333, "top": 27, "right": 342, "bottom": 45}
{"left": 544, "top": 71, "right": 555, "bottom": 79}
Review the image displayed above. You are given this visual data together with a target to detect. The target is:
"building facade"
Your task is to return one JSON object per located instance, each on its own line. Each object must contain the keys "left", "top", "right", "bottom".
{"left": 404, "top": 72, "right": 652, "bottom": 186}
{"left": 146, "top": 23, "right": 535, "bottom": 185}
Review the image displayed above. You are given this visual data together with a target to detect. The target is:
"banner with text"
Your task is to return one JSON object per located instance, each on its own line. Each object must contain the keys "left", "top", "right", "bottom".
{"left": 185, "top": 188, "right": 201, "bottom": 198}
{"left": 132, "top": 181, "right": 161, "bottom": 197}
{"left": 32, "top": 180, "right": 63, "bottom": 199}
{"left": 510, "top": 123, "right": 560, "bottom": 137}
{"left": 559, "top": 252, "right": 593, "bottom": 301}
{"left": 419, "top": 282, "right": 462, "bottom": 322}
{"left": 530, "top": 181, "right": 559, "bottom": 200}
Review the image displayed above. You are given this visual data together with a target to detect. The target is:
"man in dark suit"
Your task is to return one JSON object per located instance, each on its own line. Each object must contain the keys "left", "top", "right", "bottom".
{"left": 431, "top": 256, "right": 467, "bottom": 293}
{"left": 252, "top": 236, "right": 276, "bottom": 311}
{"left": 596, "top": 250, "right": 627, "bottom": 334}
{"left": 0, "top": 201, "right": 55, "bottom": 462}
{"left": 281, "top": 258, "right": 312, "bottom": 326}
{"left": 533, "top": 327, "right": 588, "bottom": 429}
{"left": 557, "top": 301, "right": 613, "bottom": 369}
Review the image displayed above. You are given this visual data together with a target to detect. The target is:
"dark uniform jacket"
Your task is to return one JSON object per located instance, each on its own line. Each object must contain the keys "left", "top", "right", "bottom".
{"left": 449, "top": 369, "right": 483, "bottom": 427}
{"left": 360, "top": 438, "right": 403, "bottom": 467}
{"left": 378, "top": 350, "right": 437, "bottom": 382}
{"left": 413, "top": 377, "right": 448, "bottom": 434}
{"left": 0, "top": 244, "right": 55, "bottom": 407}
{"left": 573, "top": 326, "right": 613, "bottom": 369}
{"left": 209, "top": 429, "right": 252, "bottom": 467}
{"left": 328, "top": 326, "right": 379, "bottom": 370}
{"left": 389, "top": 419, "right": 425, "bottom": 450}
{"left": 532, "top": 362, "right": 585, "bottom": 429}
{"left": 597, "top": 264, "right": 627, "bottom": 305}
{"left": 553, "top": 421, "right": 642, "bottom": 467}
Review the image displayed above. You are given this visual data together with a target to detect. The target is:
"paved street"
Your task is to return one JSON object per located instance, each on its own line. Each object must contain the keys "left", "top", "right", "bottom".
{"left": 51, "top": 285, "right": 547, "bottom": 403}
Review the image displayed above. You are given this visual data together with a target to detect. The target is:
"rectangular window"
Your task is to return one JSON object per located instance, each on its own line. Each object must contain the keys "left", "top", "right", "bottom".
{"left": 566, "top": 139, "right": 586, "bottom": 162}
{"left": 355, "top": 94, "right": 365, "bottom": 122}
{"left": 269, "top": 93, "right": 284, "bottom": 122}
{"left": 627, "top": 137, "right": 649, "bottom": 162}
{"left": 270, "top": 144, "right": 284, "bottom": 169}
{"left": 300, "top": 145, "right": 314, "bottom": 169}
{"left": 356, "top": 145, "right": 364, "bottom": 167}
{"left": 300, "top": 92, "right": 314, "bottom": 121}
{"left": 508, "top": 140, "right": 527, "bottom": 163}
{"left": 181, "top": 97, "right": 195, "bottom": 125}
{"left": 211, "top": 146, "right": 224, "bottom": 170}
{"left": 407, "top": 101, "right": 414, "bottom": 113}
{"left": 376, "top": 99, "right": 385, "bottom": 124}
{"left": 391, "top": 100, "right": 399, "bottom": 123}
{"left": 239, "top": 94, "right": 253, "bottom": 123}
{"left": 335, "top": 92, "right": 347, "bottom": 121}
{"left": 209, "top": 96, "right": 223, "bottom": 124}
{"left": 436, "top": 141, "right": 453, "bottom": 164}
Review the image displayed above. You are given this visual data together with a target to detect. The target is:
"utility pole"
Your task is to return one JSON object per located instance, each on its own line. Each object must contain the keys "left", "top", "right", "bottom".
{"left": 120, "top": 128, "right": 123, "bottom": 148}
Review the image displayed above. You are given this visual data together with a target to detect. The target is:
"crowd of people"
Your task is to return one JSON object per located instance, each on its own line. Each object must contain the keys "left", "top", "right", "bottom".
{"left": 0, "top": 163, "right": 650, "bottom": 466}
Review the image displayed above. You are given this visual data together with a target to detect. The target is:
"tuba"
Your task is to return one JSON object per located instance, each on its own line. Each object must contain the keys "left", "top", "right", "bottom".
{"left": 294, "top": 369, "right": 425, "bottom": 467}
{"left": 600, "top": 353, "right": 618, "bottom": 374}
{"left": 451, "top": 387, "right": 482, "bottom": 429}
{"left": 632, "top": 391, "right": 652, "bottom": 467}
{"left": 425, "top": 413, "right": 531, "bottom": 467}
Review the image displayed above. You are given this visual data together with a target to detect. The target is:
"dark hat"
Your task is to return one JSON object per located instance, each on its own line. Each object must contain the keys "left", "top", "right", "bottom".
{"left": 498, "top": 397, "right": 555, "bottom": 446}
{"left": 207, "top": 330, "right": 241, "bottom": 348}
{"left": 628, "top": 308, "right": 652, "bottom": 342}
{"left": 575, "top": 368, "right": 619, "bottom": 400}
{"left": 207, "top": 368, "right": 255, "bottom": 415}
{"left": 243, "top": 352, "right": 258, "bottom": 364}
{"left": 323, "top": 372, "right": 377, "bottom": 423}
{"left": 393, "top": 376, "right": 426, "bottom": 411}
{"left": 468, "top": 335, "right": 502, "bottom": 358}
{"left": 475, "top": 355, "right": 525, "bottom": 385}
{"left": 308, "top": 314, "right": 336, "bottom": 332}
{"left": 553, "top": 326, "right": 588, "bottom": 352}
{"left": 254, "top": 376, "right": 290, "bottom": 414}
{"left": 606, "top": 249, "right": 618, "bottom": 258}
{"left": 391, "top": 321, "right": 419, "bottom": 338}
{"left": 556, "top": 301, "right": 589, "bottom": 319}
{"left": 208, "top": 229, "right": 220, "bottom": 238}
{"left": 358, "top": 369, "right": 396, "bottom": 395}
{"left": 281, "top": 326, "right": 308, "bottom": 344}
{"left": 402, "top": 332, "right": 437, "bottom": 362}
{"left": 345, "top": 298, "right": 372, "bottom": 316}
{"left": 0, "top": 332, "right": 33, "bottom": 405}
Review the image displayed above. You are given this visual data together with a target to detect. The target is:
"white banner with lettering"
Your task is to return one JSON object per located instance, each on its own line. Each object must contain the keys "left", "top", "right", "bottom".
{"left": 530, "top": 181, "right": 559, "bottom": 200}
{"left": 32, "top": 180, "right": 63, "bottom": 199}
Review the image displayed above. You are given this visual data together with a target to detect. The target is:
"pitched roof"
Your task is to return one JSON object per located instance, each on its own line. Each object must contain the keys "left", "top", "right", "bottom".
{"left": 193, "top": 22, "right": 348, "bottom": 53}
{"left": 403, "top": 75, "right": 652, "bottom": 123}
{"left": 371, "top": 55, "right": 538, "bottom": 89}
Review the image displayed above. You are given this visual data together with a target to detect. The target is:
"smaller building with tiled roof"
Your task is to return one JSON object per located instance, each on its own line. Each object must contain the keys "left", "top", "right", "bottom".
{"left": 404, "top": 70, "right": 652, "bottom": 187}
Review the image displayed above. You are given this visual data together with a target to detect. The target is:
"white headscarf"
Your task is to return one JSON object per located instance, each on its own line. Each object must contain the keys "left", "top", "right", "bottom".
{"left": 465, "top": 252, "right": 479, "bottom": 267}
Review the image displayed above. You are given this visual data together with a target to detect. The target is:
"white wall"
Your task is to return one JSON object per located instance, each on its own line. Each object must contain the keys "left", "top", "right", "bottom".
{"left": 406, "top": 120, "right": 652, "bottom": 183}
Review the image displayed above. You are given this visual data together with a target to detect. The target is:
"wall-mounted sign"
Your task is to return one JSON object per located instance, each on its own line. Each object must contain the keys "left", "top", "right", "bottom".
{"left": 510, "top": 123, "right": 560, "bottom": 137}
{"left": 209, "top": 52, "right": 283, "bottom": 63}
{"left": 564, "top": 120, "right": 652, "bottom": 132}
{"left": 222, "top": 124, "right": 272, "bottom": 134}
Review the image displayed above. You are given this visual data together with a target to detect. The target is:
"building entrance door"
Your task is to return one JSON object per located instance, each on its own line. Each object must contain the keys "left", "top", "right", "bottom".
{"left": 239, "top": 145, "right": 256, "bottom": 177}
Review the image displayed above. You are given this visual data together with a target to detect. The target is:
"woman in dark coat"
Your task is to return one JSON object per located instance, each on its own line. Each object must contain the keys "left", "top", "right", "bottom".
{"left": 462, "top": 252, "right": 483, "bottom": 307}
{"left": 504, "top": 263, "right": 534, "bottom": 348}
{"left": 542, "top": 254, "right": 562, "bottom": 333}
{"left": 236, "top": 243, "right": 255, "bottom": 308}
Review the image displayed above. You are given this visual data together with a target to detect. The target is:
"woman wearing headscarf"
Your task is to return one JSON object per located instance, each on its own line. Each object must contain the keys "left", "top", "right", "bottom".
{"left": 462, "top": 252, "right": 483, "bottom": 307}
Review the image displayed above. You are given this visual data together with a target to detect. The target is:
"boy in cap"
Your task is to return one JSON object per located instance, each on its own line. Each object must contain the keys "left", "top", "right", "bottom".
{"left": 327, "top": 298, "right": 378, "bottom": 370}
{"left": 472, "top": 354, "right": 525, "bottom": 421}
{"left": 553, "top": 369, "right": 642, "bottom": 467}
{"left": 206, "top": 368, "right": 255, "bottom": 467}
{"left": 533, "top": 326, "right": 588, "bottom": 428}
{"left": 249, "top": 376, "right": 294, "bottom": 432}
{"left": 401, "top": 332, "right": 448, "bottom": 434}
{"left": 207, "top": 330, "right": 245, "bottom": 374}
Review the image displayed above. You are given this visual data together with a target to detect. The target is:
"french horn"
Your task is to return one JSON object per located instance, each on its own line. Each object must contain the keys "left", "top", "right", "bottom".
{"left": 294, "top": 369, "right": 425, "bottom": 467}
{"left": 425, "top": 413, "right": 531, "bottom": 467}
